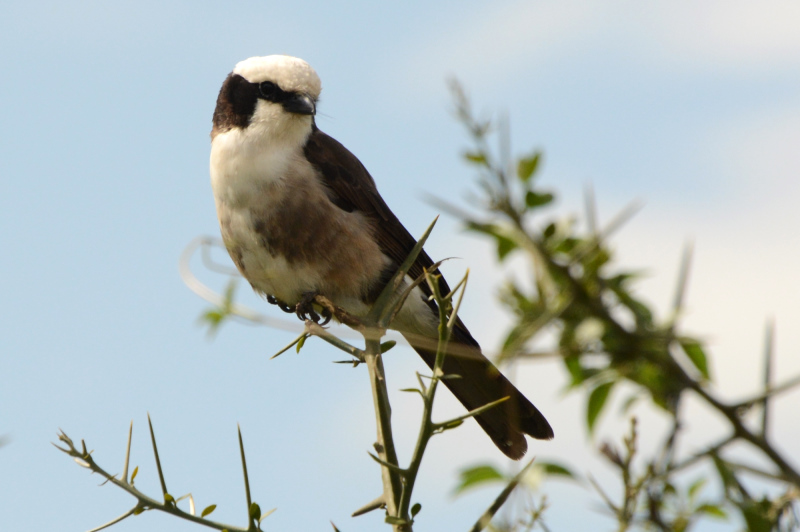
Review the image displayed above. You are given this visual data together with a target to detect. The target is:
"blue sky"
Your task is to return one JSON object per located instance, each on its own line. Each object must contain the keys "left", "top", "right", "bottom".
{"left": 2, "top": 1, "right": 799, "bottom": 531}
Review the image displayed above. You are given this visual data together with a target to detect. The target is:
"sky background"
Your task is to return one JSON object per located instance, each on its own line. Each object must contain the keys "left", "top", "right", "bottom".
{"left": 2, "top": 1, "right": 799, "bottom": 531}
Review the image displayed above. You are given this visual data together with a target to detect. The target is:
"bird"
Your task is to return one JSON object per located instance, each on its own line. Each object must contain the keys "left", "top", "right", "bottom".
{"left": 209, "top": 55, "right": 553, "bottom": 459}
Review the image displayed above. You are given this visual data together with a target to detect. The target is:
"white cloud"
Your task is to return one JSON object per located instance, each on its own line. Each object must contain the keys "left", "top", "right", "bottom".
{"left": 705, "top": 103, "right": 800, "bottom": 200}
{"left": 386, "top": 1, "right": 601, "bottom": 95}
{"left": 390, "top": 0, "right": 800, "bottom": 96}
{"left": 648, "top": 0, "right": 800, "bottom": 73}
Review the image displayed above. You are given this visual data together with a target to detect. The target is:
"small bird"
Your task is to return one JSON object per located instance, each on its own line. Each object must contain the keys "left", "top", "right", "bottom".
{"left": 210, "top": 55, "right": 553, "bottom": 459}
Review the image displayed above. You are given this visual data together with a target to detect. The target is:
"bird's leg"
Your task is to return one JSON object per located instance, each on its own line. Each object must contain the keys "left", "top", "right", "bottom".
{"left": 267, "top": 294, "right": 295, "bottom": 314}
{"left": 312, "top": 294, "right": 363, "bottom": 329}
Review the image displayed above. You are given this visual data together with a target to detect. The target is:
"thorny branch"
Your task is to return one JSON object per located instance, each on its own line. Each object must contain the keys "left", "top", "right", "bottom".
{"left": 447, "top": 80, "right": 800, "bottom": 531}
{"left": 53, "top": 420, "right": 267, "bottom": 532}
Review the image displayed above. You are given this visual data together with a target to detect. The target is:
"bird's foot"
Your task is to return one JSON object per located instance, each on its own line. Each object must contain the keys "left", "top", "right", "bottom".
{"left": 296, "top": 291, "right": 332, "bottom": 325}
{"left": 267, "top": 294, "right": 295, "bottom": 314}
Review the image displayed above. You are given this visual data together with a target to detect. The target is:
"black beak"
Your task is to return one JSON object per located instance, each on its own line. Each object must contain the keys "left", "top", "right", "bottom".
{"left": 282, "top": 93, "right": 316, "bottom": 116}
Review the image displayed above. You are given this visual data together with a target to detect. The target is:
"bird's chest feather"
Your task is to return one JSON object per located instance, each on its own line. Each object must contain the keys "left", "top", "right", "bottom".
{"left": 209, "top": 132, "right": 388, "bottom": 307}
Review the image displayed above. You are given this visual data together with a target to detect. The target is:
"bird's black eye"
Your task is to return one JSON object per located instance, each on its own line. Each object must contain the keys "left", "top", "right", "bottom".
{"left": 259, "top": 81, "right": 278, "bottom": 100}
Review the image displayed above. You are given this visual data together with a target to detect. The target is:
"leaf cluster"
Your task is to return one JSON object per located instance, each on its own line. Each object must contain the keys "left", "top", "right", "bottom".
{"left": 447, "top": 81, "right": 800, "bottom": 531}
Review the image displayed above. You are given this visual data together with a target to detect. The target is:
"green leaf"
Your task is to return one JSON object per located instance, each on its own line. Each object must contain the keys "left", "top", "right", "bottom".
{"left": 464, "top": 151, "right": 487, "bottom": 165}
{"left": 695, "top": 503, "right": 726, "bottom": 519}
{"left": 202, "top": 310, "right": 223, "bottom": 325}
{"left": 130, "top": 466, "right": 138, "bottom": 483}
{"left": 454, "top": 464, "right": 505, "bottom": 494}
{"left": 199, "top": 279, "right": 238, "bottom": 337}
{"left": 711, "top": 454, "right": 739, "bottom": 492}
{"left": 466, "top": 221, "right": 502, "bottom": 239}
{"left": 249, "top": 502, "right": 261, "bottom": 520}
{"left": 675, "top": 517, "right": 690, "bottom": 532}
{"left": 296, "top": 335, "right": 306, "bottom": 353}
{"left": 587, "top": 381, "right": 614, "bottom": 434}
{"left": 607, "top": 272, "right": 638, "bottom": 291}
{"left": 680, "top": 338, "right": 711, "bottom": 380}
{"left": 411, "top": 503, "right": 422, "bottom": 517}
{"left": 741, "top": 502, "right": 772, "bottom": 532}
{"left": 538, "top": 461, "right": 576, "bottom": 479}
{"left": 553, "top": 236, "right": 580, "bottom": 254}
{"left": 164, "top": 493, "right": 174, "bottom": 503}
{"left": 201, "top": 504, "right": 217, "bottom": 517}
{"left": 466, "top": 222, "right": 519, "bottom": 261}
{"left": 200, "top": 309, "right": 230, "bottom": 338}
{"left": 517, "top": 152, "right": 541, "bottom": 183}
{"left": 525, "top": 191, "right": 554, "bottom": 208}
{"left": 399, "top": 388, "right": 423, "bottom": 398}
{"left": 687, "top": 478, "right": 706, "bottom": 501}
{"left": 496, "top": 235, "right": 518, "bottom": 261}
{"left": 441, "top": 419, "right": 464, "bottom": 431}
{"left": 564, "top": 355, "right": 585, "bottom": 387}
{"left": 380, "top": 340, "right": 396, "bottom": 353}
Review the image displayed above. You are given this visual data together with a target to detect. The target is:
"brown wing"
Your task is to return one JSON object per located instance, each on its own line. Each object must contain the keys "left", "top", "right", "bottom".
{"left": 303, "top": 126, "right": 455, "bottom": 306}
{"left": 302, "top": 125, "right": 554, "bottom": 457}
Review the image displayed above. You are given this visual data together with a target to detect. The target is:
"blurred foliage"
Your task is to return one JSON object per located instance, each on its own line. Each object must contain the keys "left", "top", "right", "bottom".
{"left": 447, "top": 80, "right": 800, "bottom": 531}
{"left": 199, "top": 279, "right": 237, "bottom": 337}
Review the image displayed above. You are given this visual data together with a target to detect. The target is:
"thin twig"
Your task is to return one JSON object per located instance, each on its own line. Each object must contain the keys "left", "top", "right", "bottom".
{"left": 351, "top": 495, "right": 386, "bottom": 517}
{"left": 432, "top": 396, "right": 510, "bottom": 432}
{"left": 470, "top": 458, "right": 537, "bottom": 532}
{"left": 762, "top": 319, "right": 775, "bottom": 436}
{"left": 734, "top": 374, "right": 800, "bottom": 412}
{"left": 122, "top": 421, "right": 133, "bottom": 484}
{"left": 237, "top": 425, "right": 252, "bottom": 525}
{"left": 306, "top": 321, "right": 366, "bottom": 362}
{"left": 270, "top": 332, "right": 309, "bottom": 359}
{"left": 584, "top": 184, "right": 598, "bottom": 236}
{"left": 147, "top": 414, "right": 169, "bottom": 500}
{"left": 86, "top": 507, "right": 139, "bottom": 532}
{"left": 688, "top": 381, "right": 800, "bottom": 487}
{"left": 671, "top": 241, "right": 694, "bottom": 322}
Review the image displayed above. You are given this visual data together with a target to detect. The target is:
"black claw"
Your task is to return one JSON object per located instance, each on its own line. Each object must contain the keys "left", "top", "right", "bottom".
{"left": 267, "top": 294, "right": 295, "bottom": 314}
{"left": 268, "top": 292, "right": 330, "bottom": 324}
{"left": 295, "top": 291, "right": 322, "bottom": 323}
{"left": 297, "top": 306, "right": 321, "bottom": 323}
{"left": 319, "top": 307, "right": 332, "bottom": 326}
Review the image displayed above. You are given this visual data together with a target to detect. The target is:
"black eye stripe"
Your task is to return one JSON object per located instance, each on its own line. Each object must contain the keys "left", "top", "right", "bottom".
{"left": 256, "top": 80, "right": 290, "bottom": 103}
{"left": 258, "top": 81, "right": 277, "bottom": 98}
{"left": 212, "top": 73, "right": 313, "bottom": 134}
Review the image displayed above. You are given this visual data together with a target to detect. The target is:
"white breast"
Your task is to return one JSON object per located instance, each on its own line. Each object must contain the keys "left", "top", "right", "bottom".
{"left": 210, "top": 122, "right": 313, "bottom": 300}
{"left": 211, "top": 129, "right": 288, "bottom": 207}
